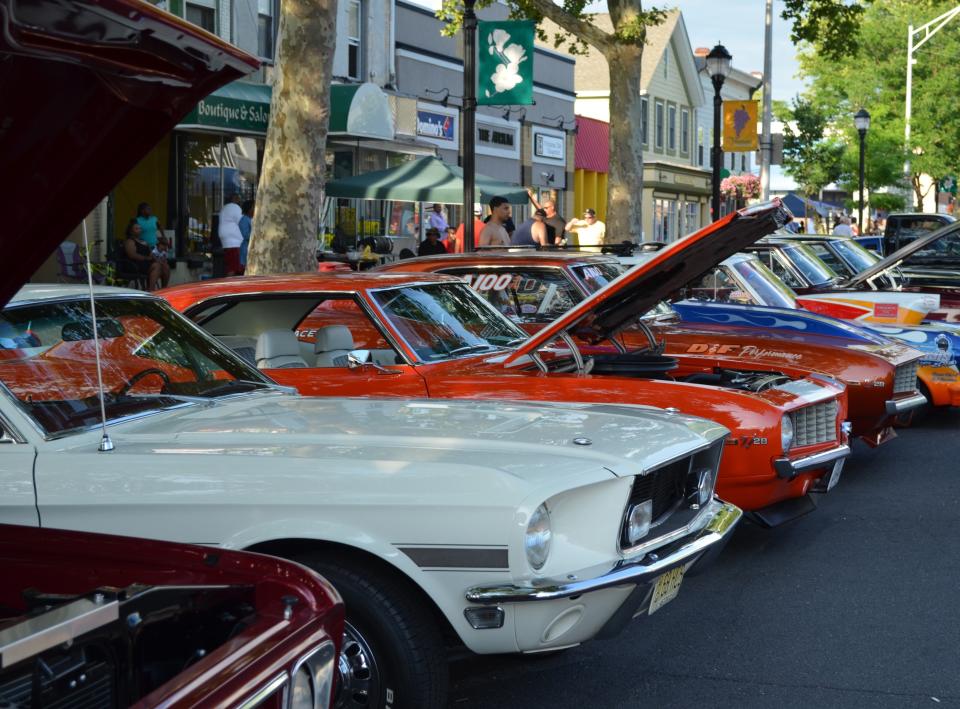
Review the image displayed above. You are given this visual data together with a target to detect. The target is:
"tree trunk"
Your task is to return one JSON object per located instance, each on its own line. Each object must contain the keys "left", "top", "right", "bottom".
{"left": 246, "top": 0, "right": 337, "bottom": 275}
{"left": 605, "top": 43, "right": 645, "bottom": 242}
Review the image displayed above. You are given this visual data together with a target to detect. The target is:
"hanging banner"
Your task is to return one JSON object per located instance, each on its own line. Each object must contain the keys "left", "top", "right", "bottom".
{"left": 723, "top": 100, "right": 759, "bottom": 152}
{"left": 477, "top": 20, "right": 534, "bottom": 106}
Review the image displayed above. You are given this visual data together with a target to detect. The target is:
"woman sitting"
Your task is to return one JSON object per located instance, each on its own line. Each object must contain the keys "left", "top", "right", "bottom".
{"left": 121, "top": 219, "right": 163, "bottom": 290}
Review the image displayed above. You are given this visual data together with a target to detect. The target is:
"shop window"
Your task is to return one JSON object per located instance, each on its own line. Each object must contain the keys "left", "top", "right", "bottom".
{"left": 258, "top": 0, "right": 278, "bottom": 59}
{"left": 185, "top": 0, "right": 215, "bottom": 33}
{"left": 641, "top": 97, "right": 649, "bottom": 146}
{"left": 347, "top": 0, "right": 362, "bottom": 81}
{"left": 680, "top": 108, "right": 689, "bottom": 155}
{"left": 653, "top": 198, "right": 677, "bottom": 242}
{"left": 697, "top": 126, "right": 704, "bottom": 166}
{"left": 683, "top": 201, "right": 698, "bottom": 237}
{"left": 667, "top": 104, "right": 676, "bottom": 151}
{"left": 654, "top": 100, "right": 664, "bottom": 151}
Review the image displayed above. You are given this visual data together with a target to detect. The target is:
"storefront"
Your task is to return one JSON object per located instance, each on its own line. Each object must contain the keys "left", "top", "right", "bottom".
{"left": 111, "top": 79, "right": 271, "bottom": 278}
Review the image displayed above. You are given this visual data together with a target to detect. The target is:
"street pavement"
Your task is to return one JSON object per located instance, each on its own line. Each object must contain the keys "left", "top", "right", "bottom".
{"left": 449, "top": 409, "right": 960, "bottom": 708}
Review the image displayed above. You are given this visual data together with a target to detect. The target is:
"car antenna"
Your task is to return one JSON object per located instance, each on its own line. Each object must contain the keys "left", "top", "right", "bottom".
{"left": 81, "top": 219, "right": 114, "bottom": 452}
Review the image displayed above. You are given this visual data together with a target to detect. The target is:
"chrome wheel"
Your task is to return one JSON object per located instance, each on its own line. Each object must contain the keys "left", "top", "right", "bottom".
{"left": 335, "top": 620, "right": 381, "bottom": 708}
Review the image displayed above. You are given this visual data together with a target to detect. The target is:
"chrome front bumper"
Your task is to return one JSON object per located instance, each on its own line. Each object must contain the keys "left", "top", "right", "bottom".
{"left": 885, "top": 392, "right": 928, "bottom": 415}
{"left": 464, "top": 501, "right": 741, "bottom": 605}
{"left": 773, "top": 443, "right": 850, "bottom": 480}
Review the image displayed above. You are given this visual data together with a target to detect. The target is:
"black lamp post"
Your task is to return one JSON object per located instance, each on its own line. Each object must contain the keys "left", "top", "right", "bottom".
{"left": 854, "top": 108, "right": 870, "bottom": 233}
{"left": 462, "top": 0, "right": 477, "bottom": 251}
{"left": 706, "top": 44, "right": 732, "bottom": 222}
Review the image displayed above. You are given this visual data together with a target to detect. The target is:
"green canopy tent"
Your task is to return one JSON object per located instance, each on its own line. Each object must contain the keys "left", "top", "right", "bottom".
{"left": 324, "top": 156, "right": 528, "bottom": 203}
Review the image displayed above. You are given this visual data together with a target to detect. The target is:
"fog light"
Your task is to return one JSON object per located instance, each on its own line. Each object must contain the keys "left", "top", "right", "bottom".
{"left": 625, "top": 500, "right": 653, "bottom": 545}
{"left": 464, "top": 606, "right": 505, "bottom": 629}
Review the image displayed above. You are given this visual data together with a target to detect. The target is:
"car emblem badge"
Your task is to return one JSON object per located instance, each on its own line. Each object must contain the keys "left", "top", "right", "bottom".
{"left": 572, "top": 437, "right": 592, "bottom": 446}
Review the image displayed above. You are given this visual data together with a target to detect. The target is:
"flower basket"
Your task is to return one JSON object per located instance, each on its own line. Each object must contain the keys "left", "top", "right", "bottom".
{"left": 719, "top": 174, "right": 762, "bottom": 205}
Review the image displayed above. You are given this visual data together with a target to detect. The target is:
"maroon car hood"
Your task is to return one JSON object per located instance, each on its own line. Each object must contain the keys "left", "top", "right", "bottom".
{"left": 506, "top": 201, "right": 793, "bottom": 364}
{"left": 1, "top": 0, "right": 259, "bottom": 308}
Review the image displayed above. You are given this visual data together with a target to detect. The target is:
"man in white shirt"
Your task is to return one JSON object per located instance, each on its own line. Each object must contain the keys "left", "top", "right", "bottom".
{"left": 565, "top": 208, "right": 606, "bottom": 247}
{"left": 832, "top": 215, "right": 853, "bottom": 237}
{"left": 478, "top": 196, "right": 512, "bottom": 247}
{"left": 218, "top": 193, "right": 244, "bottom": 275}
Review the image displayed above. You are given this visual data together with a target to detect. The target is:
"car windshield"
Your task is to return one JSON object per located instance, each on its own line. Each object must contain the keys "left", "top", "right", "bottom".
{"left": 570, "top": 263, "right": 627, "bottom": 293}
{"left": 370, "top": 283, "right": 528, "bottom": 361}
{"left": 730, "top": 259, "right": 798, "bottom": 308}
{"left": 780, "top": 244, "right": 841, "bottom": 285}
{"left": 0, "top": 296, "right": 271, "bottom": 436}
{"left": 830, "top": 238, "right": 880, "bottom": 272}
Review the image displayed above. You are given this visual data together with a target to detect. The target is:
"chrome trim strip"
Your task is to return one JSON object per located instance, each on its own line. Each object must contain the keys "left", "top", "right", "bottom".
{"left": 238, "top": 672, "right": 288, "bottom": 709}
{"left": 773, "top": 443, "right": 851, "bottom": 479}
{"left": 465, "top": 501, "right": 741, "bottom": 604}
{"left": 288, "top": 639, "right": 337, "bottom": 709}
{"left": 885, "top": 392, "right": 927, "bottom": 415}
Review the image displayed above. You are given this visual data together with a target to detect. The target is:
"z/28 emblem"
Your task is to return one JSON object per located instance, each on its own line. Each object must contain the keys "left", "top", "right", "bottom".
{"left": 725, "top": 436, "right": 768, "bottom": 448}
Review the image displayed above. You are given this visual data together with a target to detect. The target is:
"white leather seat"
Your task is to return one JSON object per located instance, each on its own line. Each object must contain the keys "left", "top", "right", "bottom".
{"left": 255, "top": 330, "right": 308, "bottom": 369}
{"left": 314, "top": 325, "right": 355, "bottom": 367}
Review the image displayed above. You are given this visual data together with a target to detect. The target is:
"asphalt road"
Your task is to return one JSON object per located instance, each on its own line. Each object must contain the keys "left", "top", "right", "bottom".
{"left": 449, "top": 409, "right": 960, "bottom": 709}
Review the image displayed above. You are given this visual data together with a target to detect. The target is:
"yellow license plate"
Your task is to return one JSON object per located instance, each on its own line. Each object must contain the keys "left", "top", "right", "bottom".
{"left": 648, "top": 565, "right": 685, "bottom": 615}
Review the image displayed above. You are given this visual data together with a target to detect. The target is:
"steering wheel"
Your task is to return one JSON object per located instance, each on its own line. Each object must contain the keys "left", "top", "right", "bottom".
{"left": 118, "top": 368, "right": 171, "bottom": 397}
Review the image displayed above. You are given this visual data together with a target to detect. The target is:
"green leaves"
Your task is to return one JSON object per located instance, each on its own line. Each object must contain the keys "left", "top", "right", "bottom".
{"left": 777, "top": 96, "right": 845, "bottom": 198}
{"left": 781, "top": 0, "right": 871, "bottom": 60}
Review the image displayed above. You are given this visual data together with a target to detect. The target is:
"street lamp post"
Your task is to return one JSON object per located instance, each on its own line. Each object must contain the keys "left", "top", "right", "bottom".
{"left": 706, "top": 43, "right": 732, "bottom": 222}
{"left": 854, "top": 108, "right": 870, "bottom": 233}
{"left": 462, "top": 0, "right": 477, "bottom": 251}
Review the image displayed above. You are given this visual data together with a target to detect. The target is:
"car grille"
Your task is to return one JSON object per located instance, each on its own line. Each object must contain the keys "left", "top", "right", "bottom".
{"left": 894, "top": 360, "right": 920, "bottom": 394}
{"left": 791, "top": 400, "right": 838, "bottom": 447}
{"left": 626, "top": 456, "right": 689, "bottom": 522}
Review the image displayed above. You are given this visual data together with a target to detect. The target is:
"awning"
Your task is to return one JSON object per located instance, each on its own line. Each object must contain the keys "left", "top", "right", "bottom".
{"left": 575, "top": 115, "right": 609, "bottom": 173}
{"left": 329, "top": 83, "right": 395, "bottom": 140}
{"left": 179, "top": 80, "right": 271, "bottom": 135}
{"left": 325, "top": 156, "right": 528, "bottom": 203}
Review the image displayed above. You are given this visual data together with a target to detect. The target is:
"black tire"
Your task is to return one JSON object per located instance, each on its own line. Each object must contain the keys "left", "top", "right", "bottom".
{"left": 296, "top": 553, "right": 448, "bottom": 709}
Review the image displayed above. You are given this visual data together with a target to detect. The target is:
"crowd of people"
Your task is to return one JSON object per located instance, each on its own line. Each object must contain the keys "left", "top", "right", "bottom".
{"left": 413, "top": 192, "right": 606, "bottom": 256}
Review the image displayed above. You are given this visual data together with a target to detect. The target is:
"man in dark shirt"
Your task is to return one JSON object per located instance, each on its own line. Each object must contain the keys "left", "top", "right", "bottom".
{"left": 418, "top": 227, "right": 448, "bottom": 256}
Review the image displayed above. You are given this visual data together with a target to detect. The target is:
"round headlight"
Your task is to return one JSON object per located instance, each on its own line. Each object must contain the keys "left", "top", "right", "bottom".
{"left": 781, "top": 414, "right": 795, "bottom": 452}
{"left": 291, "top": 665, "right": 314, "bottom": 709}
{"left": 525, "top": 503, "right": 552, "bottom": 571}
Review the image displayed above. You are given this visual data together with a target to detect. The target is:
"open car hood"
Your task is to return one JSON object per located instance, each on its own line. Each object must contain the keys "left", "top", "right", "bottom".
{"left": 846, "top": 220, "right": 960, "bottom": 287}
{"left": 506, "top": 201, "right": 792, "bottom": 363}
{"left": 1, "top": 0, "right": 259, "bottom": 308}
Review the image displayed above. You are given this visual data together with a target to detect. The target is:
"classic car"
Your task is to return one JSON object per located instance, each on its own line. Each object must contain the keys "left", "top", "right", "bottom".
{"left": 378, "top": 212, "right": 925, "bottom": 445}
{"left": 2, "top": 1, "right": 743, "bottom": 707}
{"left": 668, "top": 253, "right": 960, "bottom": 411}
{"left": 2, "top": 2, "right": 345, "bottom": 708}
{"left": 743, "top": 237, "right": 944, "bottom": 325}
{"left": 879, "top": 212, "right": 955, "bottom": 254}
{"left": 1, "top": 524, "right": 343, "bottom": 708}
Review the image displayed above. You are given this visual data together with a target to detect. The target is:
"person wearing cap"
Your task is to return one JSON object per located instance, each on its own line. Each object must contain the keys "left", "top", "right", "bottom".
{"left": 418, "top": 227, "right": 448, "bottom": 256}
{"left": 527, "top": 189, "right": 566, "bottom": 245}
{"left": 511, "top": 208, "right": 549, "bottom": 247}
{"left": 428, "top": 203, "right": 449, "bottom": 232}
{"left": 453, "top": 204, "right": 486, "bottom": 252}
{"left": 566, "top": 208, "right": 606, "bottom": 247}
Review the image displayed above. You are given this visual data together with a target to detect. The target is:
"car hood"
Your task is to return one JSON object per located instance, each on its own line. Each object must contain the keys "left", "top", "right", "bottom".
{"left": 506, "top": 201, "right": 792, "bottom": 364}
{"left": 67, "top": 392, "right": 728, "bottom": 483}
{"left": 846, "top": 220, "right": 960, "bottom": 287}
{"left": 1, "top": 0, "right": 258, "bottom": 308}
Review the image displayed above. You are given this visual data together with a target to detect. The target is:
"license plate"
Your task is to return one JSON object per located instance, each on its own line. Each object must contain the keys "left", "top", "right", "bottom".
{"left": 826, "top": 458, "right": 845, "bottom": 492}
{"left": 648, "top": 565, "right": 685, "bottom": 615}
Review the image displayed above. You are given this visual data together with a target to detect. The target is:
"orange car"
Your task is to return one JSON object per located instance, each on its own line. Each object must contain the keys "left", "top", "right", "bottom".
{"left": 380, "top": 209, "right": 925, "bottom": 445}
{"left": 162, "top": 206, "right": 851, "bottom": 526}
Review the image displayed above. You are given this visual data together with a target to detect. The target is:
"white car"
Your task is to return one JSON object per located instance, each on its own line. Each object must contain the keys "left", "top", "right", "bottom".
{"left": 0, "top": 285, "right": 739, "bottom": 707}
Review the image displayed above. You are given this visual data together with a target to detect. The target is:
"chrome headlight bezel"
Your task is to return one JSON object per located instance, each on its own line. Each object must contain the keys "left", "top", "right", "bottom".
{"left": 781, "top": 414, "right": 795, "bottom": 452}
{"left": 525, "top": 503, "right": 552, "bottom": 571}
{"left": 625, "top": 499, "right": 654, "bottom": 545}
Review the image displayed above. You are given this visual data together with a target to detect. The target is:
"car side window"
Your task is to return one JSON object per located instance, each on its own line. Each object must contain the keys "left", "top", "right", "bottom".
{"left": 763, "top": 252, "right": 803, "bottom": 288}
{"left": 686, "top": 267, "right": 752, "bottom": 304}
{"left": 297, "top": 297, "right": 400, "bottom": 367}
{"left": 439, "top": 268, "right": 581, "bottom": 324}
{"left": 808, "top": 244, "right": 849, "bottom": 276}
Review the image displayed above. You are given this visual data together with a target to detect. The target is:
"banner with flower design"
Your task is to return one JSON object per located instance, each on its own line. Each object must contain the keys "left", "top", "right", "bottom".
{"left": 477, "top": 21, "right": 534, "bottom": 105}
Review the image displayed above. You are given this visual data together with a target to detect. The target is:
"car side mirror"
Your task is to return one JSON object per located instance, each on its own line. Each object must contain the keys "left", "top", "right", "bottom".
{"left": 347, "top": 349, "right": 372, "bottom": 369}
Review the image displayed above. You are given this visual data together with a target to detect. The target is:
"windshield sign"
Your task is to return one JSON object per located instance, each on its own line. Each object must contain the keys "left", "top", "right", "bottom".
{"left": 371, "top": 283, "right": 527, "bottom": 361}
{"left": 0, "top": 298, "right": 270, "bottom": 436}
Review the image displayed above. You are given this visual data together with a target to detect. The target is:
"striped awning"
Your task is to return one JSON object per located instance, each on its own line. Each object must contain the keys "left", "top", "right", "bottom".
{"left": 574, "top": 115, "right": 609, "bottom": 173}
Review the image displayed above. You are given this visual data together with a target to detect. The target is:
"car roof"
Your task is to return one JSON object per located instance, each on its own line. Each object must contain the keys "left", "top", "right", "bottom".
{"left": 159, "top": 272, "right": 462, "bottom": 307}
{"left": 379, "top": 251, "right": 619, "bottom": 270}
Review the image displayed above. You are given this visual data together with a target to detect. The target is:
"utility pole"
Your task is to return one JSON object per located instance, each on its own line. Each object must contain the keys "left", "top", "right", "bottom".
{"left": 462, "top": 0, "right": 477, "bottom": 251}
{"left": 904, "top": 5, "right": 960, "bottom": 207}
{"left": 760, "top": 0, "right": 773, "bottom": 201}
